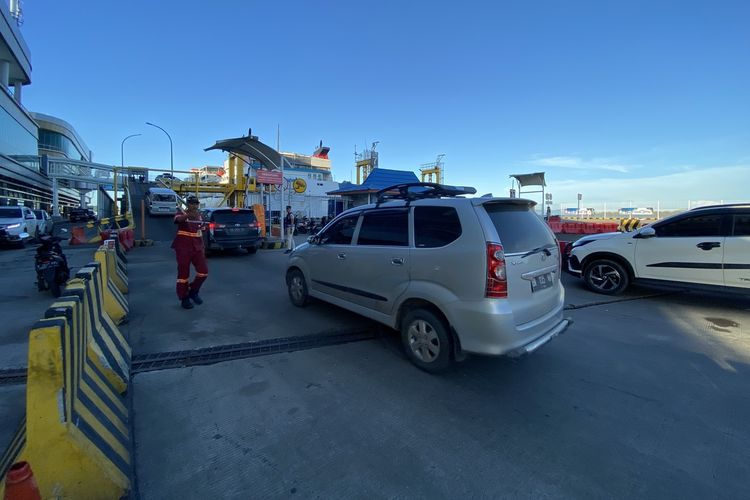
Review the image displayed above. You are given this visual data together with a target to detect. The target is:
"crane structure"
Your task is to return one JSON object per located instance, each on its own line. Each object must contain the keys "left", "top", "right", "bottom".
{"left": 355, "top": 141, "right": 379, "bottom": 184}
{"left": 420, "top": 154, "right": 445, "bottom": 184}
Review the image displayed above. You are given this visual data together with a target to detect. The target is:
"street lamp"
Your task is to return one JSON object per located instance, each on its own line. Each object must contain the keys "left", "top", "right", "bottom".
{"left": 145, "top": 121, "right": 173, "bottom": 179}
{"left": 121, "top": 133, "right": 141, "bottom": 168}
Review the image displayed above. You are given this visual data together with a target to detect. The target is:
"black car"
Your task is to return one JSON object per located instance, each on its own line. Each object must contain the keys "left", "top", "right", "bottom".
{"left": 201, "top": 207, "right": 263, "bottom": 255}
{"left": 69, "top": 208, "right": 97, "bottom": 223}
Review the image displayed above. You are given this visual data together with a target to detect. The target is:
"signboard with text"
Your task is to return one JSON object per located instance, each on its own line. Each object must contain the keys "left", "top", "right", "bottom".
{"left": 255, "top": 169, "right": 283, "bottom": 185}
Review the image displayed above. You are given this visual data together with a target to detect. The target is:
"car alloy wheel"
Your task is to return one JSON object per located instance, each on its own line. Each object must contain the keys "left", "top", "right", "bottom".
{"left": 584, "top": 259, "right": 630, "bottom": 295}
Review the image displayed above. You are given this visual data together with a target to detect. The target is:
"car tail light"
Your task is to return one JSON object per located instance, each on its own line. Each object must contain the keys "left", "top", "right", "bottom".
{"left": 231, "top": 207, "right": 240, "bottom": 212}
{"left": 485, "top": 243, "right": 508, "bottom": 298}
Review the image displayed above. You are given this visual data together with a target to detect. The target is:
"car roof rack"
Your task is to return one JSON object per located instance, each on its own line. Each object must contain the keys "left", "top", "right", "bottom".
{"left": 690, "top": 203, "right": 750, "bottom": 210}
{"left": 375, "top": 183, "right": 477, "bottom": 207}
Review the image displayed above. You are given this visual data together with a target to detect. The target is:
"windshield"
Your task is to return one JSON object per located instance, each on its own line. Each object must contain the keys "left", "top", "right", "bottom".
{"left": 484, "top": 204, "right": 555, "bottom": 254}
{"left": 34, "top": 210, "right": 44, "bottom": 218}
{"left": 152, "top": 194, "right": 176, "bottom": 202}
{"left": 0, "top": 208, "right": 23, "bottom": 219}
{"left": 212, "top": 211, "right": 256, "bottom": 224}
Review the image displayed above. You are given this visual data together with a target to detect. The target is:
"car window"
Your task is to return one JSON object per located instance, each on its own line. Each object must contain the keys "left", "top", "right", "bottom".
{"left": 484, "top": 203, "right": 555, "bottom": 254}
{"left": 152, "top": 194, "right": 175, "bottom": 202}
{"left": 212, "top": 211, "right": 256, "bottom": 224}
{"left": 732, "top": 214, "right": 750, "bottom": 236}
{"left": 655, "top": 214, "right": 723, "bottom": 237}
{"left": 357, "top": 209, "right": 409, "bottom": 246}
{"left": 320, "top": 214, "right": 359, "bottom": 245}
{"left": 414, "top": 206, "right": 462, "bottom": 248}
{"left": 0, "top": 208, "right": 22, "bottom": 218}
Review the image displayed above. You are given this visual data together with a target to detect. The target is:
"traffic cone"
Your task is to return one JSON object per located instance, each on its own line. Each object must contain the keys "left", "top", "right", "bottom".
{"left": 3, "top": 462, "right": 41, "bottom": 500}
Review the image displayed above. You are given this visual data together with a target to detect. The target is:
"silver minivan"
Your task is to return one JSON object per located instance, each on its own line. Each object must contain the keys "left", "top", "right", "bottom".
{"left": 286, "top": 183, "right": 571, "bottom": 372}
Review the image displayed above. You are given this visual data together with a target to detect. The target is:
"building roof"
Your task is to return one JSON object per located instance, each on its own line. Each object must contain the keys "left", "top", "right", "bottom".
{"left": 327, "top": 168, "right": 420, "bottom": 195}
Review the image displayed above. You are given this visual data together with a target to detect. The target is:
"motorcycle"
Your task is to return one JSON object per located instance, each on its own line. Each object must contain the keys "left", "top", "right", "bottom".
{"left": 35, "top": 235, "right": 70, "bottom": 297}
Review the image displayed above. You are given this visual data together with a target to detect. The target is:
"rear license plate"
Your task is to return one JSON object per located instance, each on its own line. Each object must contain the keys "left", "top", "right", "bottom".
{"left": 531, "top": 272, "right": 554, "bottom": 292}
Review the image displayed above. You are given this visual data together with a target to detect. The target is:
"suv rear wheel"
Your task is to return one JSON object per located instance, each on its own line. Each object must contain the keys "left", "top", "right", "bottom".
{"left": 583, "top": 258, "right": 630, "bottom": 295}
{"left": 401, "top": 309, "right": 452, "bottom": 373}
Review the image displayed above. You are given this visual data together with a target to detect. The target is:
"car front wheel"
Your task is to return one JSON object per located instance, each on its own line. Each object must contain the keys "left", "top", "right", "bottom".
{"left": 401, "top": 309, "right": 452, "bottom": 373}
{"left": 583, "top": 258, "right": 630, "bottom": 295}
{"left": 287, "top": 269, "right": 309, "bottom": 307}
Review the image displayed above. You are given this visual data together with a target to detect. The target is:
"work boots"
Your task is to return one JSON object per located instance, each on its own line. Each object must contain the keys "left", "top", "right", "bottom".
{"left": 181, "top": 298, "right": 194, "bottom": 309}
{"left": 189, "top": 292, "right": 203, "bottom": 305}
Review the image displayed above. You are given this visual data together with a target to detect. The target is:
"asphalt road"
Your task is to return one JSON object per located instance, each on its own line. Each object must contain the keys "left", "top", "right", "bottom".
{"left": 1, "top": 232, "right": 748, "bottom": 499}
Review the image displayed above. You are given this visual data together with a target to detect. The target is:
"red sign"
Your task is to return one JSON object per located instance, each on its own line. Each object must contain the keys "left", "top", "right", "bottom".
{"left": 255, "top": 169, "right": 283, "bottom": 185}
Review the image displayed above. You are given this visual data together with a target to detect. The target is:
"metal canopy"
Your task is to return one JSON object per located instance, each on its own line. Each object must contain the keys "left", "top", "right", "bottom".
{"left": 204, "top": 136, "right": 282, "bottom": 170}
{"left": 509, "top": 172, "right": 546, "bottom": 188}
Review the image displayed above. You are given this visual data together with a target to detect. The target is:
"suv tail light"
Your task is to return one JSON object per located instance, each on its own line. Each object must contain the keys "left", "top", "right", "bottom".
{"left": 485, "top": 243, "right": 508, "bottom": 298}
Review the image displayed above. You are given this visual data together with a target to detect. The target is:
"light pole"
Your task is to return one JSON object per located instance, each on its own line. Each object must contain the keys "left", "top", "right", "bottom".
{"left": 121, "top": 133, "right": 141, "bottom": 168}
{"left": 145, "top": 122, "right": 173, "bottom": 179}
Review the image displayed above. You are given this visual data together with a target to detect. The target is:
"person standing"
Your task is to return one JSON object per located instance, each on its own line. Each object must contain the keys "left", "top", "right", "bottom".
{"left": 172, "top": 195, "right": 208, "bottom": 309}
{"left": 284, "top": 205, "right": 296, "bottom": 254}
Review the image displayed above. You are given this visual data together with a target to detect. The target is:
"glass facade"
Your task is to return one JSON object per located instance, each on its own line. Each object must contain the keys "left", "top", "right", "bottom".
{"left": 0, "top": 94, "right": 38, "bottom": 157}
{"left": 38, "top": 129, "right": 87, "bottom": 161}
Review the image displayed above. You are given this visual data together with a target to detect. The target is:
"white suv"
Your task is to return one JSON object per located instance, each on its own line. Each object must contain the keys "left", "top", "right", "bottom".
{"left": 566, "top": 204, "right": 750, "bottom": 295}
{"left": 0, "top": 206, "right": 36, "bottom": 247}
{"left": 286, "top": 183, "right": 571, "bottom": 372}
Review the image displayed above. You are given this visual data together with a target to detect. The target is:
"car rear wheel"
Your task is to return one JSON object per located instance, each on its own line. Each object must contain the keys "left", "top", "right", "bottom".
{"left": 401, "top": 309, "right": 452, "bottom": 373}
{"left": 287, "top": 269, "right": 309, "bottom": 307}
{"left": 246, "top": 247, "right": 257, "bottom": 254}
{"left": 583, "top": 258, "right": 630, "bottom": 295}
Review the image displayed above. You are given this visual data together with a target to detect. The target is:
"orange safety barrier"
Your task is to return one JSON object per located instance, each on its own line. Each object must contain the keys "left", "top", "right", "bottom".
{"left": 548, "top": 221, "right": 563, "bottom": 233}
{"left": 68, "top": 226, "right": 88, "bottom": 245}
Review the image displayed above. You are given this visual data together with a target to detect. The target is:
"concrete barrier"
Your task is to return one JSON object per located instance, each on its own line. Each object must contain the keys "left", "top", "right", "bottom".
{"left": 0, "top": 299, "right": 131, "bottom": 499}
{"left": 96, "top": 246, "right": 128, "bottom": 295}
{"left": 91, "top": 257, "right": 129, "bottom": 325}
{"left": 64, "top": 266, "right": 131, "bottom": 393}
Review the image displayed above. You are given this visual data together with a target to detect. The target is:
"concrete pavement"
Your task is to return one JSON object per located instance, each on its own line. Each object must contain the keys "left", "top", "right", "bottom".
{"left": 133, "top": 287, "right": 750, "bottom": 499}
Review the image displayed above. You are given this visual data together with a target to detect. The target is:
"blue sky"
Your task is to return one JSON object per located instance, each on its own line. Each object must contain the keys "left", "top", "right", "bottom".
{"left": 20, "top": 0, "right": 750, "bottom": 208}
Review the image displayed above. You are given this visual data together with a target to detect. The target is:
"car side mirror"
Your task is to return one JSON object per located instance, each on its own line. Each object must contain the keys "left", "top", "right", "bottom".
{"left": 634, "top": 227, "right": 656, "bottom": 239}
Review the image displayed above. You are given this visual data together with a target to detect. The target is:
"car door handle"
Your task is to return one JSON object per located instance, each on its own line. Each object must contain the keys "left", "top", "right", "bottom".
{"left": 696, "top": 242, "right": 721, "bottom": 251}
{"left": 337, "top": 253, "right": 346, "bottom": 260}
{"left": 391, "top": 258, "right": 404, "bottom": 266}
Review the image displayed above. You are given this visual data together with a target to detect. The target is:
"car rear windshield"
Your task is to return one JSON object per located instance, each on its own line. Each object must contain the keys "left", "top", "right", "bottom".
{"left": 483, "top": 203, "right": 554, "bottom": 254}
{"left": 151, "top": 194, "right": 175, "bottom": 202}
{"left": 211, "top": 211, "right": 257, "bottom": 224}
{"left": 0, "top": 208, "right": 22, "bottom": 218}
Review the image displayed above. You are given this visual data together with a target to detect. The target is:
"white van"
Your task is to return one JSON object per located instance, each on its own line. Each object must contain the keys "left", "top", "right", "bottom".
{"left": 145, "top": 187, "right": 179, "bottom": 216}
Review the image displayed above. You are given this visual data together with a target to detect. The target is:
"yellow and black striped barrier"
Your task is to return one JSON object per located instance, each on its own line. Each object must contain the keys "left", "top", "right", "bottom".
{"left": 64, "top": 265, "right": 131, "bottom": 392}
{"left": 262, "top": 239, "right": 286, "bottom": 249}
{"left": 92, "top": 256, "right": 129, "bottom": 325}
{"left": 0, "top": 297, "right": 131, "bottom": 499}
{"left": 96, "top": 246, "right": 128, "bottom": 295}
{"left": 618, "top": 218, "right": 642, "bottom": 232}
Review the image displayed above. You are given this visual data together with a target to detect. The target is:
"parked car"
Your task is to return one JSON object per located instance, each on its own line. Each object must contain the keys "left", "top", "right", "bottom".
{"left": 285, "top": 183, "right": 571, "bottom": 373}
{"left": 69, "top": 208, "right": 97, "bottom": 223}
{"left": 0, "top": 206, "right": 36, "bottom": 247}
{"left": 33, "top": 210, "right": 53, "bottom": 236}
{"left": 565, "top": 204, "right": 750, "bottom": 295}
{"left": 201, "top": 207, "right": 263, "bottom": 255}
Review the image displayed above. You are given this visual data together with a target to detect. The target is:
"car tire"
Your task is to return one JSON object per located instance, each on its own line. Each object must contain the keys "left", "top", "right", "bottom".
{"left": 287, "top": 269, "right": 309, "bottom": 307}
{"left": 401, "top": 309, "right": 453, "bottom": 373}
{"left": 583, "top": 258, "right": 630, "bottom": 295}
{"left": 246, "top": 247, "right": 257, "bottom": 254}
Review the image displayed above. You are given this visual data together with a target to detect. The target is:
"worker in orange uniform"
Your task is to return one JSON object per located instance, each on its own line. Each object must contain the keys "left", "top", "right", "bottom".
{"left": 172, "top": 195, "right": 208, "bottom": 309}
